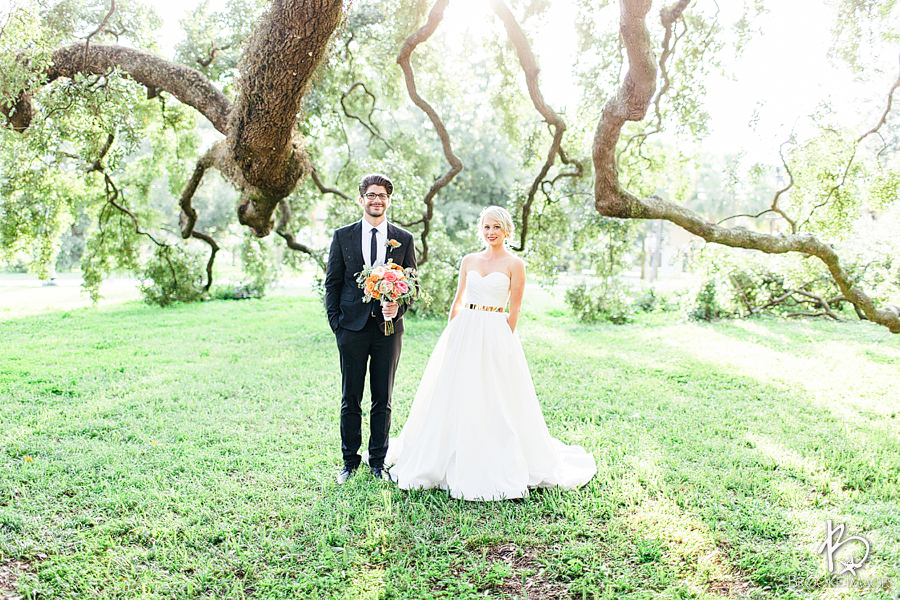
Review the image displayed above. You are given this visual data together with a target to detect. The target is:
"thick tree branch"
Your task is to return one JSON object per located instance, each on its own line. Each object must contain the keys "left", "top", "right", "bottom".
{"left": 592, "top": 0, "right": 899, "bottom": 333}
{"left": 228, "top": 0, "right": 343, "bottom": 236}
{"left": 489, "top": 0, "right": 583, "bottom": 252}
{"left": 593, "top": 0, "right": 657, "bottom": 218}
{"left": 44, "top": 44, "right": 231, "bottom": 134}
{"left": 619, "top": 0, "right": 689, "bottom": 161}
{"left": 397, "top": 0, "right": 464, "bottom": 265}
{"left": 179, "top": 149, "right": 215, "bottom": 239}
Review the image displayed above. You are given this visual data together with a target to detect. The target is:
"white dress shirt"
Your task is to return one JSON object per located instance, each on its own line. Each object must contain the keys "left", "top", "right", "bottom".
{"left": 361, "top": 219, "right": 389, "bottom": 266}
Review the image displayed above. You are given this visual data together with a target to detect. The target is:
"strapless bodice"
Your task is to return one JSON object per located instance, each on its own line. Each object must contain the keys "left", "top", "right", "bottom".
{"left": 465, "top": 271, "right": 510, "bottom": 308}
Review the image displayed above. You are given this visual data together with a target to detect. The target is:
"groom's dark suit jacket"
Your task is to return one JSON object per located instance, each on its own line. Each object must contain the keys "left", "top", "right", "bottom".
{"left": 324, "top": 221, "right": 417, "bottom": 334}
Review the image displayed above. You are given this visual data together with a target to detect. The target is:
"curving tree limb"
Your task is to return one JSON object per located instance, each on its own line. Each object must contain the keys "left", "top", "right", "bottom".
{"left": 340, "top": 82, "right": 394, "bottom": 150}
{"left": 82, "top": 0, "right": 116, "bottom": 69}
{"left": 593, "top": 0, "right": 900, "bottom": 333}
{"left": 489, "top": 0, "right": 583, "bottom": 252}
{"left": 397, "top": 0, "right": 464, "bottom": 265}
{"left": 190, "top": 230, "right": 219, "bottom": 292}
{"left": 618, "top": 0, "right": 692, "bottom": 162}
{"left": 310, "top": 166, "right": 351, "bottom": 201}
{"left": 275, "top": 199, "right": 326, "bottom": 270}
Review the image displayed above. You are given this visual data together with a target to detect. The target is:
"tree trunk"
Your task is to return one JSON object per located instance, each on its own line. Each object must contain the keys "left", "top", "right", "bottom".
{"left": 649, "top": 219, "right": 663, "bottom": 283}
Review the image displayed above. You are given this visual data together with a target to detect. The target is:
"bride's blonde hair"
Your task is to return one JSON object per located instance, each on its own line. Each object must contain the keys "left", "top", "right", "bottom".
{"left": 478, "top": 206, "right": 514, "bottom": 245}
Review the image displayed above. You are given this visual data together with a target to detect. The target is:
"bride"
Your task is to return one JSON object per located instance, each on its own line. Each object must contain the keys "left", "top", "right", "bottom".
{"left": 384, "top": 206, "right": 596, "bottom": 500}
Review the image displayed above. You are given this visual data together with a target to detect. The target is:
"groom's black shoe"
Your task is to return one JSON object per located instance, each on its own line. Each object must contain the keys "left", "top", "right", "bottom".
{"left": 370, "top": 466, "right": 394, "bottom": 482}
{"left": 337, "top": 464, "right": 358, "bottom": 484}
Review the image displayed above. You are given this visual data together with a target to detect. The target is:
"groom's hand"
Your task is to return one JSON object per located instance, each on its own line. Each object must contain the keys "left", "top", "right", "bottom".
{"left": 382, "top": 301, "right": 399, "bottom": 319}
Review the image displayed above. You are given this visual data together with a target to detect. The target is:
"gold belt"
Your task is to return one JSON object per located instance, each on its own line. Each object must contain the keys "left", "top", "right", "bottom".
{"left": 466, "top": 303, "right": 505, "bottom": 313}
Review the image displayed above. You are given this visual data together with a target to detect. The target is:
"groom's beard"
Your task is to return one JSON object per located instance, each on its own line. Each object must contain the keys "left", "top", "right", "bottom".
{"left": 365, "top": 205, "right": 386, "bottom": 218}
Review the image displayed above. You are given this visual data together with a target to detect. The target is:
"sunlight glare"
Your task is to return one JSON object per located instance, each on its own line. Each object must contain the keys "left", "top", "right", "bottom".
{"left": 439, "top": 0, "right": 581, "bottom": 110}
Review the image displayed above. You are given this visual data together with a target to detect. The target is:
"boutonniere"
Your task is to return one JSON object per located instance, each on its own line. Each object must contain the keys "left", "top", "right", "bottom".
{"left": 385, "top": 239, "right": 401, "bottom": 250}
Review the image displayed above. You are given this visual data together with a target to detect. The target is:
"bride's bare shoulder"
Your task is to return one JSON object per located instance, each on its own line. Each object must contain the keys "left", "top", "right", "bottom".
{"left": 506, "top": 255, "right": 526, "bottom": 270}
{"left": 459, "top": 253, "right": 481, "bottom": 270}
{"left": 460, "top": 252, "right": 485, "bottom": 265}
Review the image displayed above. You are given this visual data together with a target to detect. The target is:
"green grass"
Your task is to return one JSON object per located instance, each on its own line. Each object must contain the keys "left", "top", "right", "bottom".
{"left": 1, "top": 294, "right": 898, "bottom": 598}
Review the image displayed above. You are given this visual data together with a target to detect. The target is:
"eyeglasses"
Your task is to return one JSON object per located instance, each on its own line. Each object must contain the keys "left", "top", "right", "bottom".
{"left": 364, "top": 193, "right": 390, "bottom": 201}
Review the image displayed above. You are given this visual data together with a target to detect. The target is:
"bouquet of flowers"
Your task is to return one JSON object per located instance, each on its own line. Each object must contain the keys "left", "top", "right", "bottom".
{"left": 356, "top": 259, "right": 421, "bottom": 335}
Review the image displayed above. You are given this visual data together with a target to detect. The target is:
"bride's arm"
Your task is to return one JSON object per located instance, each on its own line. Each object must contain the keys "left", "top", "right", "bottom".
{"left": 448, "top": 257, "right": 471, "bottom": 322}
{"left": 507, "top": 259, "right": 526, "bottom": 333}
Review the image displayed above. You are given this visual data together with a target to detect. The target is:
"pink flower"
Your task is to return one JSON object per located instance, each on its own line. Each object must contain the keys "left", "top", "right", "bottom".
{"left": 383, "top": 270, "right": 398, "bottom": 282}
{"left": 378, "top": 281, "right": 394, "bottom": 294}
{"left": 395, "top": 281, "right": 409, "bottom": 294}
{"left": 372, "top": 266, "right": 386, "bottom": 278}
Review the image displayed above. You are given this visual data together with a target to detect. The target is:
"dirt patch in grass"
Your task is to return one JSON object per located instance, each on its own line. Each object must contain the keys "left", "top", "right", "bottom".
{"left": 0, "top": 559, "right": 32, "bottom": 600}
{"left": 707, "top": 578, "right": 754, "bottom": 597}
{"left": 486, "top": 543, "right": 570, "bottom": 599}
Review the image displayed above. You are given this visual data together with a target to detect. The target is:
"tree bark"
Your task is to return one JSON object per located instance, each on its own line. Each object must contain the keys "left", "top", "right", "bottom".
{"left": 47, "top": 44, "right": 231, "bottom": 134}
{"left": 228, "top": 0, "right": 343, "bottom": 236}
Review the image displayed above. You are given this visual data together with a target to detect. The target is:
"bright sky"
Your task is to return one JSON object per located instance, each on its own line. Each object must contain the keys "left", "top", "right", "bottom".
{"left": 148, "top": 0, "right": 890, "bottom": 165}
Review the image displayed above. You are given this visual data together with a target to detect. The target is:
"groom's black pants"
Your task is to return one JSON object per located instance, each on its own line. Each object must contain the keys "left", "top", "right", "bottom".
{"left": 336, "top": 315, "right": 402, "bottom": 469}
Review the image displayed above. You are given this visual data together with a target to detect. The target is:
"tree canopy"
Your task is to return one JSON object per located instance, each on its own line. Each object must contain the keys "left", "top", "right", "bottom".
{"left": 1, "top": 0, "right": 899, "bottom": 331}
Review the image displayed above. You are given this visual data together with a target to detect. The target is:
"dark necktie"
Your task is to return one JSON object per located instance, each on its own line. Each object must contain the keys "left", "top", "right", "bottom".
{"left": 370, "top": 227, "right": 378, "bottom": 266}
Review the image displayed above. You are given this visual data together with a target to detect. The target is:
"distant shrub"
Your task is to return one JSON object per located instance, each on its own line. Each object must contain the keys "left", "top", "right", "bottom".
{"left": 633, "top": 286, "right": 680, "bottom": 314}
{"left": 209, "top": 283, "right": 264, "bottom": 300}
{"left": 686, "top": 279, "right": 731, "bottom": 321}
{"left": 565, "top": 282, "right": 634, "bottom": 324}
{"left": 138, "top": 245, "right": 206, "bottom": 307}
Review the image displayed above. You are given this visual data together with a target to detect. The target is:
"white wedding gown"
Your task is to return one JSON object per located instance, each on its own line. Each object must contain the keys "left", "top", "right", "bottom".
{"left": 385, "top": 271, "right": 597, "bottom": 501}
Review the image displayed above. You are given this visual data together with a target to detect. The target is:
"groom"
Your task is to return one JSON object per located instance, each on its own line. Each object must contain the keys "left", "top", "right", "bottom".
{"left": 324, "top": 174, "right": 417, "bottom": 483}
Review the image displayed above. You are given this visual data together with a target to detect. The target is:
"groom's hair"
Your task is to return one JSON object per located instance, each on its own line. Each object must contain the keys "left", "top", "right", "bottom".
{"left": 359, "top": 174, "right": 394, "bottom": 197}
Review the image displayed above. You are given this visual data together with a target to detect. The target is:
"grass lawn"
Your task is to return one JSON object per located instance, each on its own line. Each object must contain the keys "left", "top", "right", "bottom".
{"left": 1, "top": 290, "right": 898, "bottom": 598}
